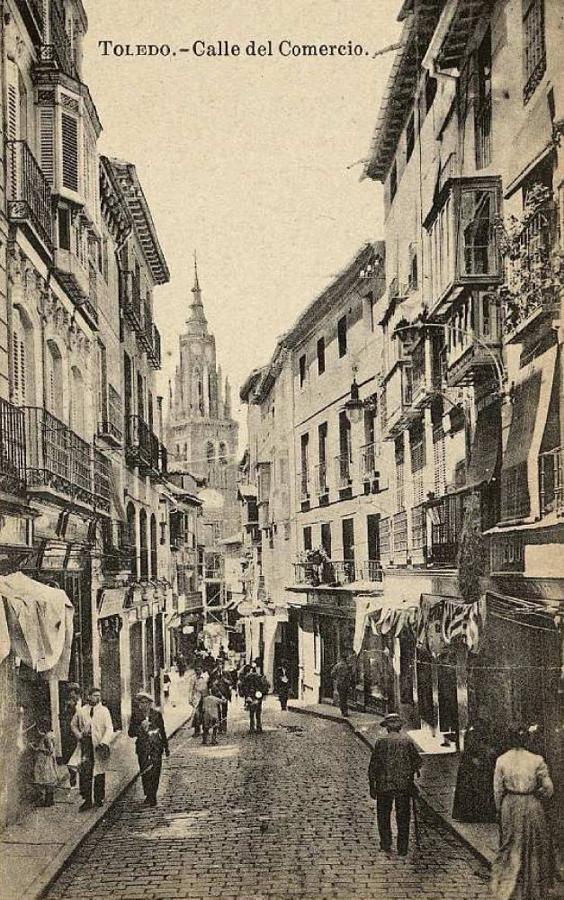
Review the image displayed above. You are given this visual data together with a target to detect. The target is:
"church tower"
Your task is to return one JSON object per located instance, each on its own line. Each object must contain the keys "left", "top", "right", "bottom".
{"left": 167, "top": 258, "right": 239, "bottom": 539}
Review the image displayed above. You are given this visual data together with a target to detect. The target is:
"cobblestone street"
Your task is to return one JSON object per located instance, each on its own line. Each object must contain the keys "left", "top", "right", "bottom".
{"left": 46, "top": 701, "right": 490, "bottom": 900}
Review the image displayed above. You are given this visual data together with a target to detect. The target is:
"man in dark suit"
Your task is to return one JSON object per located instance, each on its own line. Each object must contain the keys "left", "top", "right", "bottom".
{"left": 368, "top": 713, "right": 421, "bottom": 855}
{"left": 128, "top": 692, "right": 170, "bottom": 807}
{"left": 240, "top": 663, "right": 270, "bottom": 734}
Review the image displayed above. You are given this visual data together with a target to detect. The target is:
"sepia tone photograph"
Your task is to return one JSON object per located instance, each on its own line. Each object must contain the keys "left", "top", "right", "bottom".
{"left": 0, "top": 1, "right": 563, "bottom": 898}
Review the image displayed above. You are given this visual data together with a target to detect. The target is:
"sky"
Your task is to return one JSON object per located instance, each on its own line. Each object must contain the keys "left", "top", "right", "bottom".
{"left": 82, "top": 0, "right": 401, "bottom": 431}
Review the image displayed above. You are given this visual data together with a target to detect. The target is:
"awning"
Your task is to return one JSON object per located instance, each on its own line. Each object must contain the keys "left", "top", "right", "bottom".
{"left": 0, "top": 572, "right": 74, "bottom": 678}
{"left": 465, "top": 400, "right": 501, "bottom": 491}
{"left": 501, "top": 346, "right": 557, "bottom": 523}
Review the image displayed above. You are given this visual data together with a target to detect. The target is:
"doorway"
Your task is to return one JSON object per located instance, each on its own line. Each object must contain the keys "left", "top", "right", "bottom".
{"left": 100, "top": 631, "right": 122, "bottom": 729}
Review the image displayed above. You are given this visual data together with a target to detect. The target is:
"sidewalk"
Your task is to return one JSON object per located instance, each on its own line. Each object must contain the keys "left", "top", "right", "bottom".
{"left": 0, "top": 693, "right": 194, "bottom": 900}
{"left": 288, "top": 700, "right": 499, "bottom": 866}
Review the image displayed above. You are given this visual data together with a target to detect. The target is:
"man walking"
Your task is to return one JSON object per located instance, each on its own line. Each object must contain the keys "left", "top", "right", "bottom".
{"left": 368, "top": 713, "right": 421, "bottom": 855}
{"left": 71, "top": 687, "right": 114, "bottom": 811}
{"left": 190, "top": 663, "right": 209, "bottom": 737}
{"left": 240, "top": 662, "right": 270, "bottom": 734}
{"left": 128, "top": 692, "right": 170, "bottom": 807}
{"left": 331, "top": 655, "right": 354, "bottom": 717}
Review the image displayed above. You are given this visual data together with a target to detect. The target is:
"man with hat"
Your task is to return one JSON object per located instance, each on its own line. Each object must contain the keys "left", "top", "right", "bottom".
{"left": 128, "top": 692, "right": 170, "bottom": 807}
{"left": 71, "top": 687, "right": 114, "bottom": 811}
{"left": 368, "top": 712, "right": 421, "bottom": 855}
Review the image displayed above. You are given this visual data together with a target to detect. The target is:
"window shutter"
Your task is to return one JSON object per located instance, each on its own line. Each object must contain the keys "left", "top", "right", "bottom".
{"left": 6, "top": 61, "right": 20, "bottom": 141}
{"left": 12, "top": 332, "right": 20, "bottom": 404}
{"left": 39, "top": 107, "right": 55, "bottom": 184}
{"left": 61, "top": 113, "right": 79, "bottom": 192}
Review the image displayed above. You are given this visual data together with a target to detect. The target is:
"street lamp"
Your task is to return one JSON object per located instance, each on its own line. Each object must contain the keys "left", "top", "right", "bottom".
{"left": 344, "top": 376, "right": 364, "bottom": 424}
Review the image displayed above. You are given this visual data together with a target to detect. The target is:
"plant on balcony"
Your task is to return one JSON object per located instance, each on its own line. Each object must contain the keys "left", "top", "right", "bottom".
{"left": 495, "top": 184, "right": 563, "bottom": 333}
{"left": 457, "top": 491, "right": 488, "bottom": 604}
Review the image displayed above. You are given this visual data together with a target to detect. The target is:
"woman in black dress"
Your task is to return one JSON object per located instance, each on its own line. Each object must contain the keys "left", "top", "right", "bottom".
{"left": 452, "top": 718, "right": 499, "bottom": 822}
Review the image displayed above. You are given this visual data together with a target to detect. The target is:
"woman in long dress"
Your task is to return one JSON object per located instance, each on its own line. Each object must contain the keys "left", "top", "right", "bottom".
{"left": 452, "top": 718, "right": 499, "bottom": 822}
{"left": 490, "top": 726, "right": 554, "bottom": 900}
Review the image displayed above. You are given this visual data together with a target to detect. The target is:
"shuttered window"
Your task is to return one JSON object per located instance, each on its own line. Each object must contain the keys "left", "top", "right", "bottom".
{"left": 39, "top": 107, "right": 55, "bottom": 184}
{"left": 61, "top": 113, "right": 79, "bottom": 192}
{"left": 6, "top": 61, "right": 19, "bottom": 141}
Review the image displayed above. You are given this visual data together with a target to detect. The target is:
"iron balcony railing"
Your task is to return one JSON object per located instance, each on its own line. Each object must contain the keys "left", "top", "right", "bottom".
{"left": 102, "top": 519, "right": 135, "bottom": 575}
{"left": 0, "top": 397, "right": 27, "bottom": 495}
{"left": 139, "top": 300, "right": 153, "bottom": 353}
{"left": 125, "top": 414, "right": 152, "bottom": 470}
{"left": 147, "top": 323, "right": 161, "bottom": 369}
{"left": 120, "top": 271, "right": 143, "bottom": 332}
{"left": 23, "top": 407, "right": 109, "bottom": 509}
{"left": 315, "top": 462, "right": 329, "bottom": 495}
{"left": 98, "top": 384, "right": 123, "bottom": 446}
{"left": 293, "top": 559, "right": 356, "bottom": 587}
{"left": 7, "top": 141, "right": 53, "bottom": 247}
{"left": 355, "top": 560, "right": 384, "bottom": 582}
{"left": 539, "top": 447, "right": 564, "bottom": 517}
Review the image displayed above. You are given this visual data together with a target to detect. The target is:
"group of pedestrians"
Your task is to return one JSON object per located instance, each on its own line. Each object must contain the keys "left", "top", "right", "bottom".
{"left": 366, "top": 708, "right": 556, "bottom": 899}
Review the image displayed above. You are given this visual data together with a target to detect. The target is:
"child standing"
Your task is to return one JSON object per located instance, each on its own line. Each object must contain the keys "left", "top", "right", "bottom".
{"left": 32, "top": 718, "right": 59, "bottom": 807}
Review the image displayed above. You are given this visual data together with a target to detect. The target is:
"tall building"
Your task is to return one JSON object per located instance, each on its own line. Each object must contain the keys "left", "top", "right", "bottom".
{"left": 167, "top": 261, "right": 239, "bottom": 610}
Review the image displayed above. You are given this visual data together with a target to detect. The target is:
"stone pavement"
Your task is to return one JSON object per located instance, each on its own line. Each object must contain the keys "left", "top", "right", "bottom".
{"left": 44, "top": 699, "right": 491, "bottom": 900}
{"left": 287, "top": 701, "right": 500, "bottom": 866}
{"left": 0, "top": 678, "right": 195, "bottom": 900}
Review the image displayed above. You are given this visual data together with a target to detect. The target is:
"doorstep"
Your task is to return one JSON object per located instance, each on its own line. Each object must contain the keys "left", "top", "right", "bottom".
{"left": 288, "top": 700, "right": 498, "bottom": 867}
{"left": 0, "top": 696, "right": 194, "bottom": 900}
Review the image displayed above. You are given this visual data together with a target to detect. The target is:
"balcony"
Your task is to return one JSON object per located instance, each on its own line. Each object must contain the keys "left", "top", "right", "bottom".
{"left": 410, "top": 337, "right": 443, "bottom": 409}
{"left": 315, "top": 462, "right": 329, "bottom": 498}
{"left": 293, "top": 559, "right": 355, "bottom": 587}
{"left": 539, "top": 447, "right": 564, "bottom": 518}
{"left": 7, "top": 141, "right": 53, "bottom": 250}
{"left": 38, "top": 0, "right": 78, "bottom": 80}
{"left": 204, "top": 552, "right": 224, "bottom": 580}
{"left": 125, "top": 414, "right": 152, "bottom": 470}
{"left": 502, "top": 205, "right": 559, "bottom": 343}
{"left": 98, "top": 384, "right": 123, "bottom": 447}
{"left": 102, "top": 520, "right": 135, "bottom": 576}
{"left": 380, "top": 361, "right": 417, "bottom": 439}
{"left": 120, "top": 271, "right": 143, "bottom": 333}
{"left": 53, "top": 249, "right": 98, "bottom": 329}
{"left": 0, "top": 398, "right": 27, "bottom": 496}
{"left": 428, "top": 493, "right": 465, "bottom": 567}
{"left": 147, "top": 323, "right": 162, "bottom": 369}
{"left": 424, "top": 176, "right": 502, "bottom": 317}
{"left": 23, "top": 407, "right": 109, "bottom": 511}
{"left": 335, "top": 453, "right": 353, "bottom": 490}
{"left": 355, "top": 560, "right": 383, "bottom": 582}
{"left": 445, "top": 291, "right": 502, "bottom": 387}
{"left": 138, "top": 301, "right": 153, "bottom": 354}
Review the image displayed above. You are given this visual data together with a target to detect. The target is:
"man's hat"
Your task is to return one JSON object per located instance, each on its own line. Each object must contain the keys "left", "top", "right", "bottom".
{"left": 381, "top": 713, "right": 402, "bottom": 727}
{"left": 135, "top": 691, "right": 153, "bottom": 702}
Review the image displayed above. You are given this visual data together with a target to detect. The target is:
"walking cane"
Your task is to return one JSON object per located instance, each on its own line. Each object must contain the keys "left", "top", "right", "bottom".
{"left": 412, "top": 785, "right": 421, "bottom": 850}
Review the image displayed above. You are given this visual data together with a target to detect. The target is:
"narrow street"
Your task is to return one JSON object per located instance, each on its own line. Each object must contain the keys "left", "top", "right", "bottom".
{"left": 46, "top": 701, "right": 490, "bottom": 900}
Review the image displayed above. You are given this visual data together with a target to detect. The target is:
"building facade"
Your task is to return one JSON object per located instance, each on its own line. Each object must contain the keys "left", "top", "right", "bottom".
{"left": 363, "top": 0, "right": 564, "bottom": 763}
{"left": 0, "top": 0, "right": 201, "bottom": 827}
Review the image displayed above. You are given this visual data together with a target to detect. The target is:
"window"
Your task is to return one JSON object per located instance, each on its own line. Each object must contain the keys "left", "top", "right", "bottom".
{"left": 300, "top": 433, "right": 310, "bottom": 496}
{"left": 139, "top": 508, "right": 148, "bottom": 580}
{"left": 523, "top": 0, "right": 546, "bottom": 104}
{"left": 337, "top": 315, "right": 347, "bottom": 358}
{"left": 61, "top": 113, "right": 79, "bottom": 193}
{"left": 317, "top": 337, "right": 325, "bottom": 375}
{"left": 299, "top": 354, "right": 307, "bottom": 387}
{"left": 70, "top": 366, "right": 85, "bottom": 436}
{"left": 218, "top": 442, "right": 227, "bottom": 465}
{"left": 321, "top": 522, "right": 332, "bottom": 558}
{"left": 58, "top": 207, "right": 71, "bottom": 250}
{"left": 206, "top": 441, "right": 215, "bottom": 464}
{"left": 342, "top": 518, "right": 355, "bottom": 565}
{"left": 424, "top": 73, "right": 437, "bottom": 114}
{"left": 460, "top": 184, "right": 498, "bottom": 276}
{"left": 475, "top": 28, "right": 492, "bottom": 169}
{"left": 150, "top": 514, "right": 158, "bottom": 579}
{"left": 406, "top": 113, "right": 415, "bottom": 163}
{"left": 408, "top": 243, "right": 418, "bottom": 291}
{"left": 390, "top": 161, "right": 398, "bottom": 202}
{"left": 303, "top": 526, "right": 312, "bottom": 551}
{"left": 45, "top": 341, "right": 63, "bottom": 419}
{"left": 12, "top": 307, "right": 33, "bottom": 407}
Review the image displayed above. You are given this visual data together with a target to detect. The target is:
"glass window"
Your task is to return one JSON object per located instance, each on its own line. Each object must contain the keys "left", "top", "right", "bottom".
{"left": 460, "top": 187, "right": 497, "bottom": 276}
{"left": 337, "top": 315, "right": 347, "bottom": 358}
{"left": 406, "top": 113, "right": 415, "bottom": 163}
{"left": 299, "top": 354, "right": 307, "bottom": 387}
{"left": 523, "top": 0, "right": 546, "bottom": 104}
{"left": 317, "top": 337, "right": 325, "bottom": 375}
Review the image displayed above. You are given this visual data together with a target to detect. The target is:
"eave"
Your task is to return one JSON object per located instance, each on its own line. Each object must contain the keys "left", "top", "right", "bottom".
{"left": 108, "top": 158, "right": 170, "bottom": 285}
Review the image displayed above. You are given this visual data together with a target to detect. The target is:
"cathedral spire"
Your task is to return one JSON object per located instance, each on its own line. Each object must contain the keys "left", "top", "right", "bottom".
{"left": 187, "top": 251, "right": 208, "bottom": 332}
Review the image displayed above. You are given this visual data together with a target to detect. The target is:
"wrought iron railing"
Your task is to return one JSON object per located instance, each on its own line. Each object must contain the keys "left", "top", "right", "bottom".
{"left": 7, "top": 141, "right": 53, "bottom": 247}
{"left": 102, "top": 519, "right": 135, "bottom": 575}
{"left": 360, "top": 442, "right": 378, "bottom": 477}
{"left": 125, "top": 414, "right": 153, "bottom": 469}
{"left": 355, "top": 560, "right": 383, "bottom": 582}
{"left": 147, "top": 324, "right": 161, "bottom": 369}
{"left": 139, "top": 300, "right": 152, "bottom": 353}
{"left": 0, "top": 397, "right": 26, "bottom": 495}
{"left": 23, "top": 407, "right": 107, "bottom": 508}
{"left": 42, "top": 0, "right": 77, "bottom": 79}
{"left": 539, "top": 447, "right": 563, "bottom": 517}
{"left": 293, "top": 559, "right": 355, "bottom": 587}
{"left": 120, "top": 271, "right": 143, "bottom": 332}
